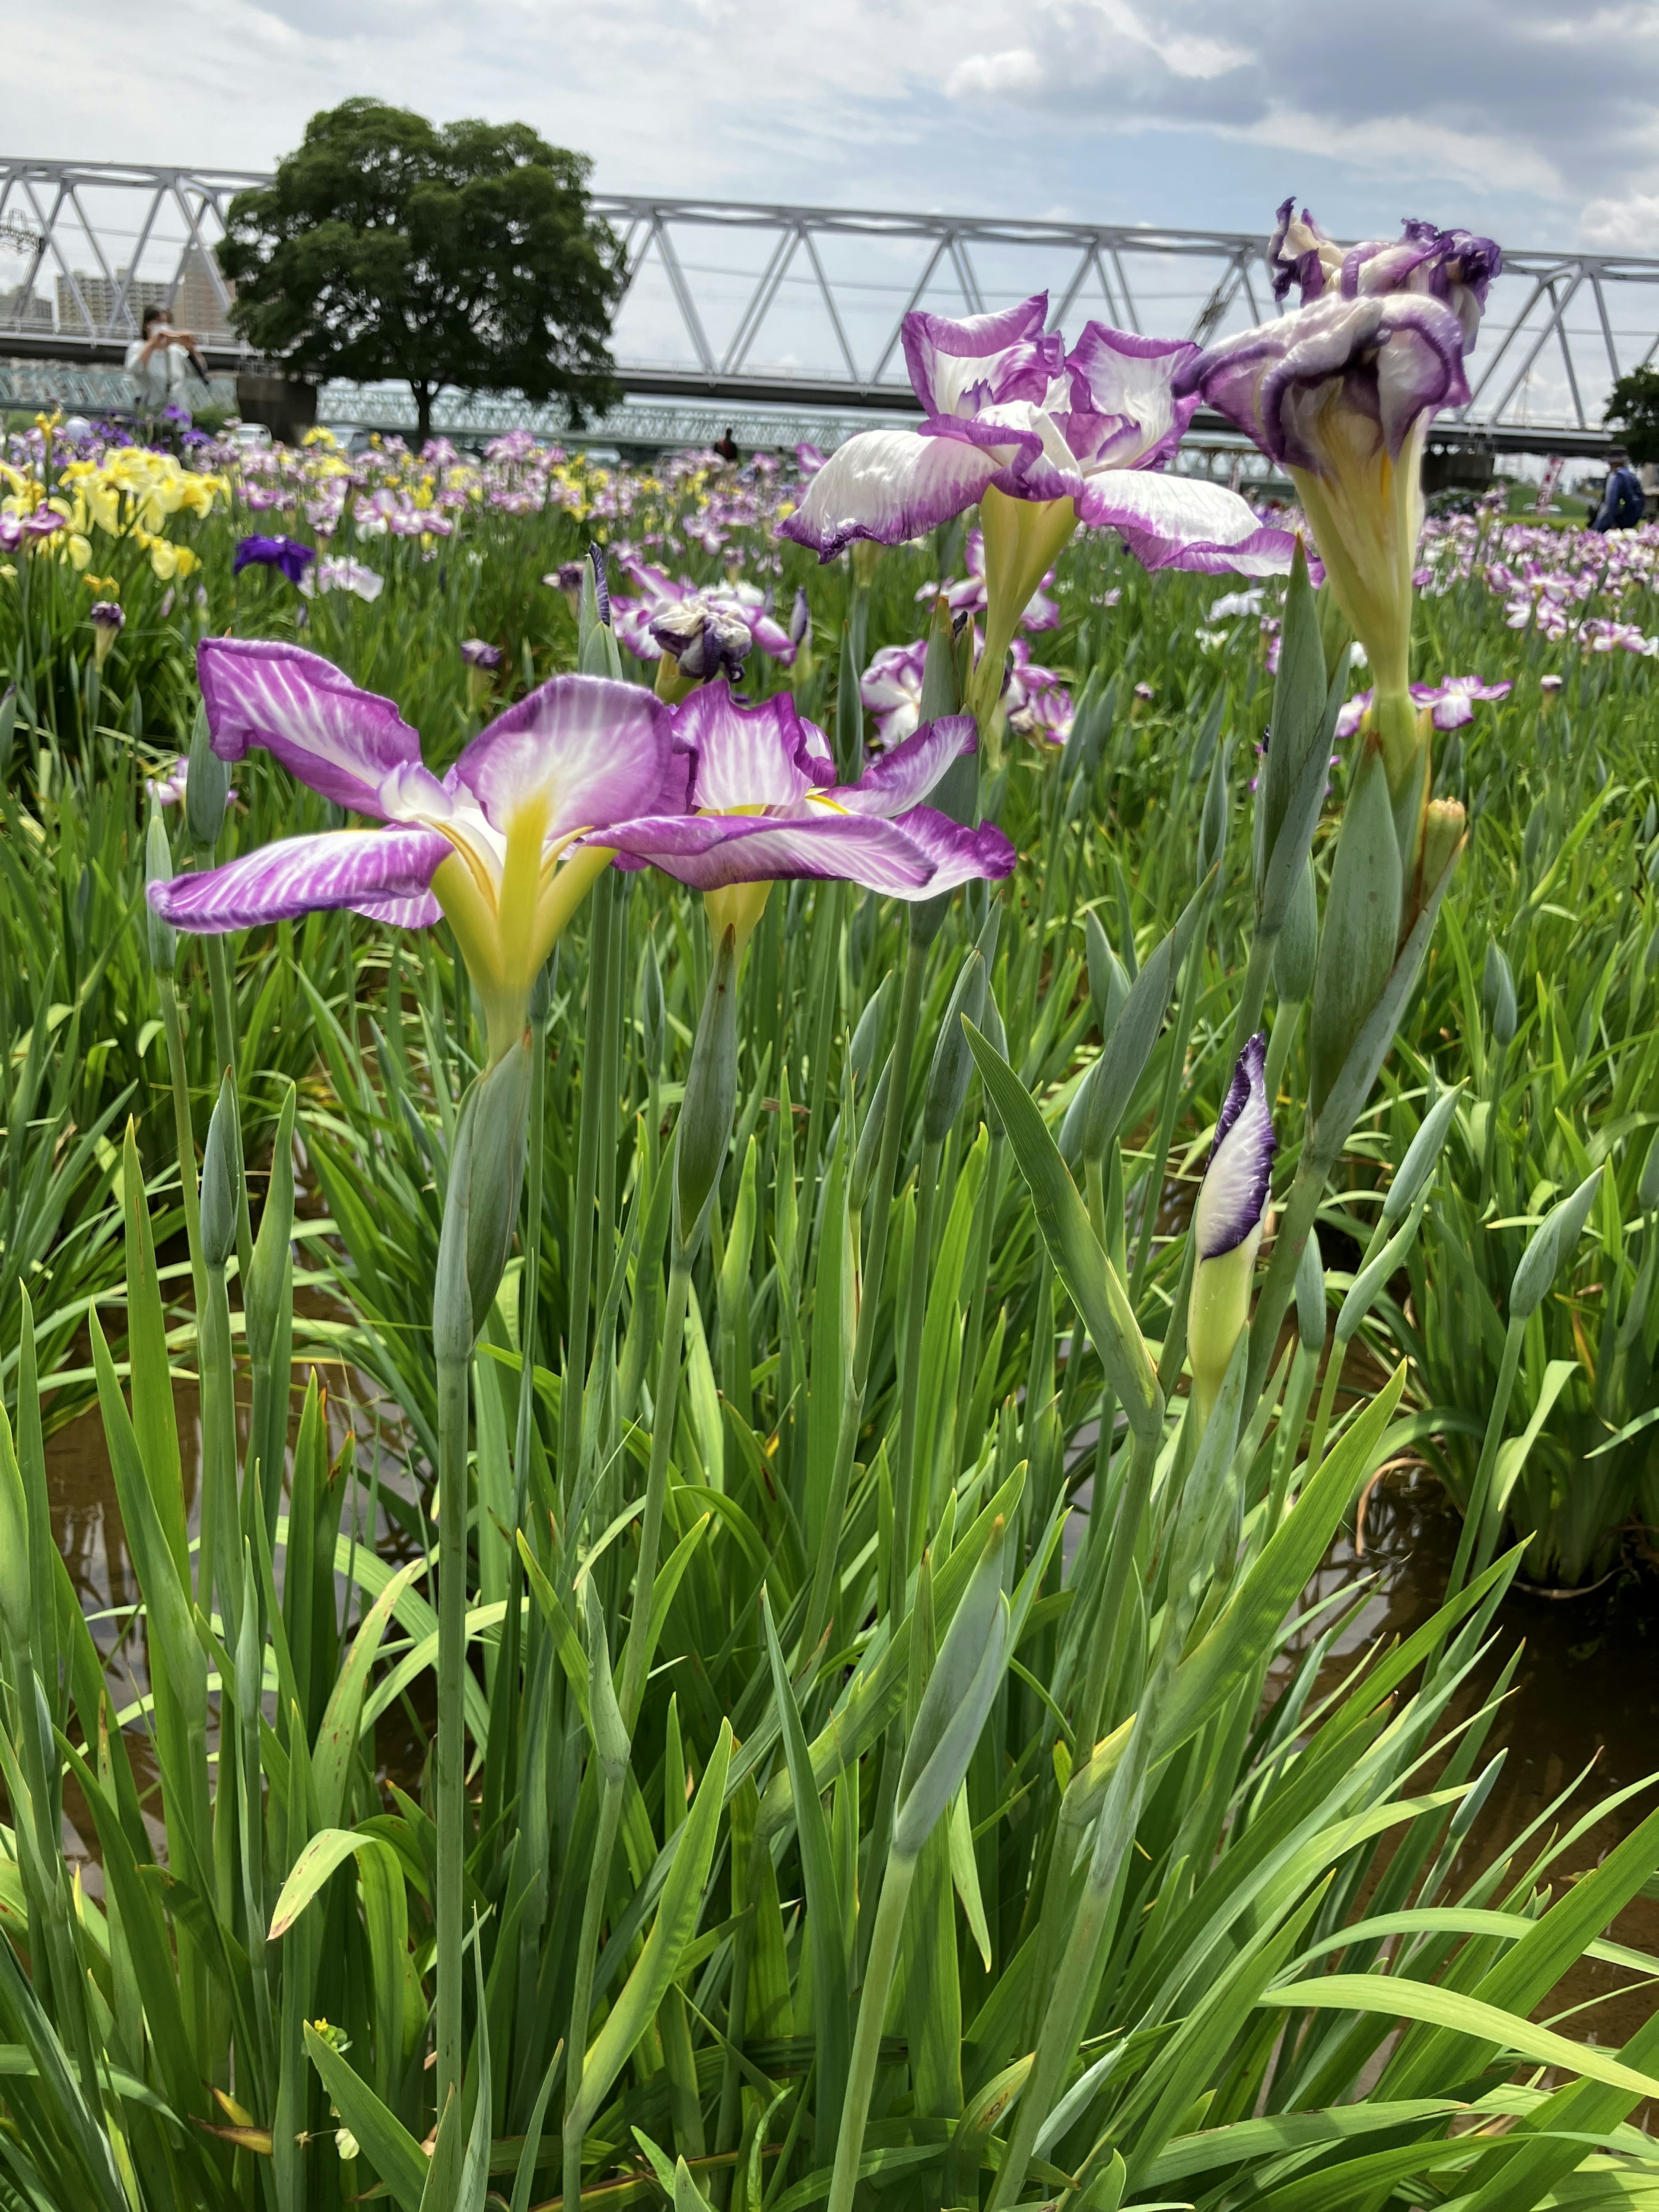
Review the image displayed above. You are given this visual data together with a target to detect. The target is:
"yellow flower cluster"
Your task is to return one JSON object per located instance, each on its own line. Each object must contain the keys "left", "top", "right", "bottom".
{"left": 1, "top": 449, "right": 228, "bottom": 578}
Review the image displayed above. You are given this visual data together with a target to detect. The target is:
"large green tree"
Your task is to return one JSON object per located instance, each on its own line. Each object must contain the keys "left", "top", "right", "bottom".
{"left": 1604, "top": 363, "right": 1659, "bottom": 466}
{"left": 219, "top": 99, "right": 624, "bottom": 446}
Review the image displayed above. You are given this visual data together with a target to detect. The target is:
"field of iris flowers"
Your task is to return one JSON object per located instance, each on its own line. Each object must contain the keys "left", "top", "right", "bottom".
{"left": 3, "top": 203, "right": 1659, "bottom": 2212}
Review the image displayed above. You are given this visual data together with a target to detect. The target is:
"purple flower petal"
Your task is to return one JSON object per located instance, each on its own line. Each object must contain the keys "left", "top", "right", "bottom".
{"left": 1075, "top": 472, "right": 1296, "bottom": 575}
{"left": 592, "top": 800, "right": 1014, "bottom": 900}
{"left": 1194, "top": 1032, "right": 1274, "bottom": 1259}
{"left": 1056, "top": 326, "right": 1201, "bottom": 472}
{"left": 902, "top": 294, "right": 1058, "bottom": 415}
{"left": 197, "top": 638, "right": 422, "bottom": 815}
{"left": 672, "top": 682, "right": 832, "bottom": 809}
{"left": 455, "top": 675, "right": 678, "bottom": 836}
{"left": 835, "top": 714, "right": 976, "bottom": 817}
{"left": 778, "top": 430, "right": 1002, "bottom": 559}
{"left": 146, "top": 826, "right": 450, "bottom": 933}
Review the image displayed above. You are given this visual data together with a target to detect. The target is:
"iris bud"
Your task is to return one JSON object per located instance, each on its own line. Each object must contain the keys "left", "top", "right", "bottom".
{"left": 433, "top": 1037, "right": 534, "bottom": 1360}
{"left": 186, "top": 696, "right": 232, "bottom": 852}
{"left": 200, "top": 1069, "right": 243, "bottom": 1273}
{"left": 1188, "top": 1033, "right": 1274, "bottom": 1424}
{"left": 1483, "top": 940, "right": 1516, "bottom": 1048}
{"left": 674, "top": 926, "right": 738, "bottom": 1255}
{"left": 145, "top": 811, "right": 177, "bottom": 977}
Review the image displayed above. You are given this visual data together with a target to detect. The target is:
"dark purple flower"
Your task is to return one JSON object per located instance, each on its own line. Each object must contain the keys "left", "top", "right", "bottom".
{"left": 234, "top": 535, "right": 317, "bottom": 587}
{"left": 461, "top": 639, "right": 505, "bottom": 671}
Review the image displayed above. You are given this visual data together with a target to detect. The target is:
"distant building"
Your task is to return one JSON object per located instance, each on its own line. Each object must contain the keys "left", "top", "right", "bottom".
{"left": 0, "top": 287, "right": 53, "bottom": 332}
{"left": 52, "top": 248, "right": 233, "bottom": 339}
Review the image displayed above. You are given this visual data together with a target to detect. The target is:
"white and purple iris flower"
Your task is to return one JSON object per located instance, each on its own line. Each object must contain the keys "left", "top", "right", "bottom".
{"left": 782, "top": 296, "right": 1295, "bottom": 715}
{"left": 860, "top": 640, "right": 929, "bottom": 751}
{"left": 1188, "top": 1032, "right": 1275, "bottom": 1421}
{"left": 593, "top": 680, "right": 1014, "bottom": 952}
{"left": 1335, "top": 672, "right": 1512, "bottom": 742}
{"left": 146, "top": 639, "right": 683, "bottom": 1064}
{"left": 1179, "top": 208, "right": 1502, "bottom": 715}
{"left": 146, "top": 643, "right": 1012, "bottom": 1061}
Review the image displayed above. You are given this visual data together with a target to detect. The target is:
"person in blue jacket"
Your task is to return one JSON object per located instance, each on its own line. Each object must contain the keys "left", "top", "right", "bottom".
{"left": 1592, "top": 448, "right": 1647, "bottom": 531}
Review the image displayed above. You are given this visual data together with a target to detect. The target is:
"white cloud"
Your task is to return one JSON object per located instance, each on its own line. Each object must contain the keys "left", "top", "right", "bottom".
{"left": 1579, "top": 192, "right": 1659, "bottom": 251}
{"left": 945, "top": 48, "right": 1046, "bottom": 98}
{"left": 1239, "top": 108, "right": 1563, "bottom": 203}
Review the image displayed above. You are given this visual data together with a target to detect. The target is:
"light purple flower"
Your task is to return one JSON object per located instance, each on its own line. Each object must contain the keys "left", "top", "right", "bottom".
{"left": 1195, "top": 1032, "right": 1274, "bottom": 1261}
{"left": 781, "top": 296, "right": 1294, "bottom": 593}
{"left": 147, "top": 758, "right": 191, "bottom": 808}
{"left": 1408, "top": 673, "right": 1511, "bottom": 729}
{"left": 461, "top": 638, "right": 504, "bottom": 671}
{"left": 1335, "top": 688, "right": 1373, "bottom": 741}
{"left": 146, "top": 639, "right": 683, "bottom": 1061}
{"left": 592, "top": 681, "right": 1014, "bottom": 945}
{"left": 860, "top": 640, "right": 929, "bottom": 750}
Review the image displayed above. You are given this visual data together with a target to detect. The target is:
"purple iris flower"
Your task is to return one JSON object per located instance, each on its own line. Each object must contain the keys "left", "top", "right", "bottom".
{"left": 780, "top": 295, "right": 1295, "bottom": 577}
{"left": 1177, "top": 207, "right": 1501, "bottom": 709}
{"left": 146, "top": 639, "right": 684, "bottom": 1063}
{"left": 233, "top": 534, "right": 317, "bottom": 587}
{"left": 1408, "top": 673, "right": 1512, "bottom": 728}
{"left": 591, "top": 681, "right": 1015, "bottom": 950}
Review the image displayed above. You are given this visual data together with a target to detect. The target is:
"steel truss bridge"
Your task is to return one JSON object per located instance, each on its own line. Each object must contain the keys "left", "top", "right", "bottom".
{"left": 3, "top": 157, "right": 1653, "bottom": 459}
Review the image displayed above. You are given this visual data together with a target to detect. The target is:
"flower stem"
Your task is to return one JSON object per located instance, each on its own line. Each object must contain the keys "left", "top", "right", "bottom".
{"left": 158, "top": 972, "right": 208, "bottom": 1328}
{"left": 434, "top": 1347, "right": 470, "bottom": 2122}
{"left": 825, "top": 1850, "right": 917, "bottom": 2212}
{"left": 801, "top": 930, "right": 928, "bottom": 1659}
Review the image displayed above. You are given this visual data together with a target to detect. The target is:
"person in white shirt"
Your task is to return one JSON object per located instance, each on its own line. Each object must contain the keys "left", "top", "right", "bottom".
{"left": 124, "top": 302, "right": 203, "bottom": 419}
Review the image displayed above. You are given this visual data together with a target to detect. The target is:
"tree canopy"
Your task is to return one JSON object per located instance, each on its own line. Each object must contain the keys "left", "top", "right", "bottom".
{"left": 1605, "top": 364, "right": 1659, "bottom": 467}
{"left": 219, "top": 99, "right": 623, "bottom": 445}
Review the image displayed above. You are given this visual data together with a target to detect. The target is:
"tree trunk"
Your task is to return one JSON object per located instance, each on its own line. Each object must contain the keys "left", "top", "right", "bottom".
{"left": 413, "top": 381, "right": 433, "bottom": 450}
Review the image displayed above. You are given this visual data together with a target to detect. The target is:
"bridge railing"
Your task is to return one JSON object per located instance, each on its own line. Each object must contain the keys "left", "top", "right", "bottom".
{"left": 3, "top": 160, "right": 1654, "bottom": 450}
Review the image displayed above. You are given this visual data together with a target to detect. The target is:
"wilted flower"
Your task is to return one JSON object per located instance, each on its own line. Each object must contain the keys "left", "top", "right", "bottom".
{"left": 1188, "top": 1032, "right": 1274, "bottom": 1422}
{"left": 461, "top": 638, "right": 504, "bottom": 671}
{"left": 545, "top": 560, "right": 586, "bottom": 610}
{"left": 233, "top": 534, "right": 316, "bottom": 586}
{"left": 651, "top": 597, "right": 751, "bottom": 689}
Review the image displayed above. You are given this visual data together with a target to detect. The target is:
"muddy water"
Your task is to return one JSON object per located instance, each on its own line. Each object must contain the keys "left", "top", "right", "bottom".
{"left": 1290, "top": 1462, "right": 1659, "bottom": 2055}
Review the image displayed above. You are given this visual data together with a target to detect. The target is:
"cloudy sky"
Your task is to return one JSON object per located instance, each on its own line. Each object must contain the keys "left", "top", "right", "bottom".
{"left": 8, "top": 0, "right": 1659, "bottom": 254}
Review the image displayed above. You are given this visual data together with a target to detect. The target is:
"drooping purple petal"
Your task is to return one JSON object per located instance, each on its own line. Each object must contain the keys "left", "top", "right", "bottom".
{"left": 1194, "top": 1033, "right": 1274, "bottom": 1259}
{"left": 455, "top": 675, "right": 679, "bottom": 836}
{"left": 146, "top": 826, "right": 450, "bottom": 933}
{"left": 778, "top": 429, "right": 1002, "bottom": 558}
{"left": 901, "top": 294, "right": 1058, "bottom": 416}
{"left": 834, "top": 714, "right": 976, "bottom": 817}
{"left": 197, "top": 638, "right": 423, "bottom": 815}
{"left": 883, "top": 806, "right": 1017, "bottom": 893}
{"left": 1075, "top": 471, "right": 1296, "bottom": 575}
{"left": 590, "top": 811, "right": 941, "bottom": 896}
{"left": 672, "top": 682, "right": 832, "bottom": 810}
